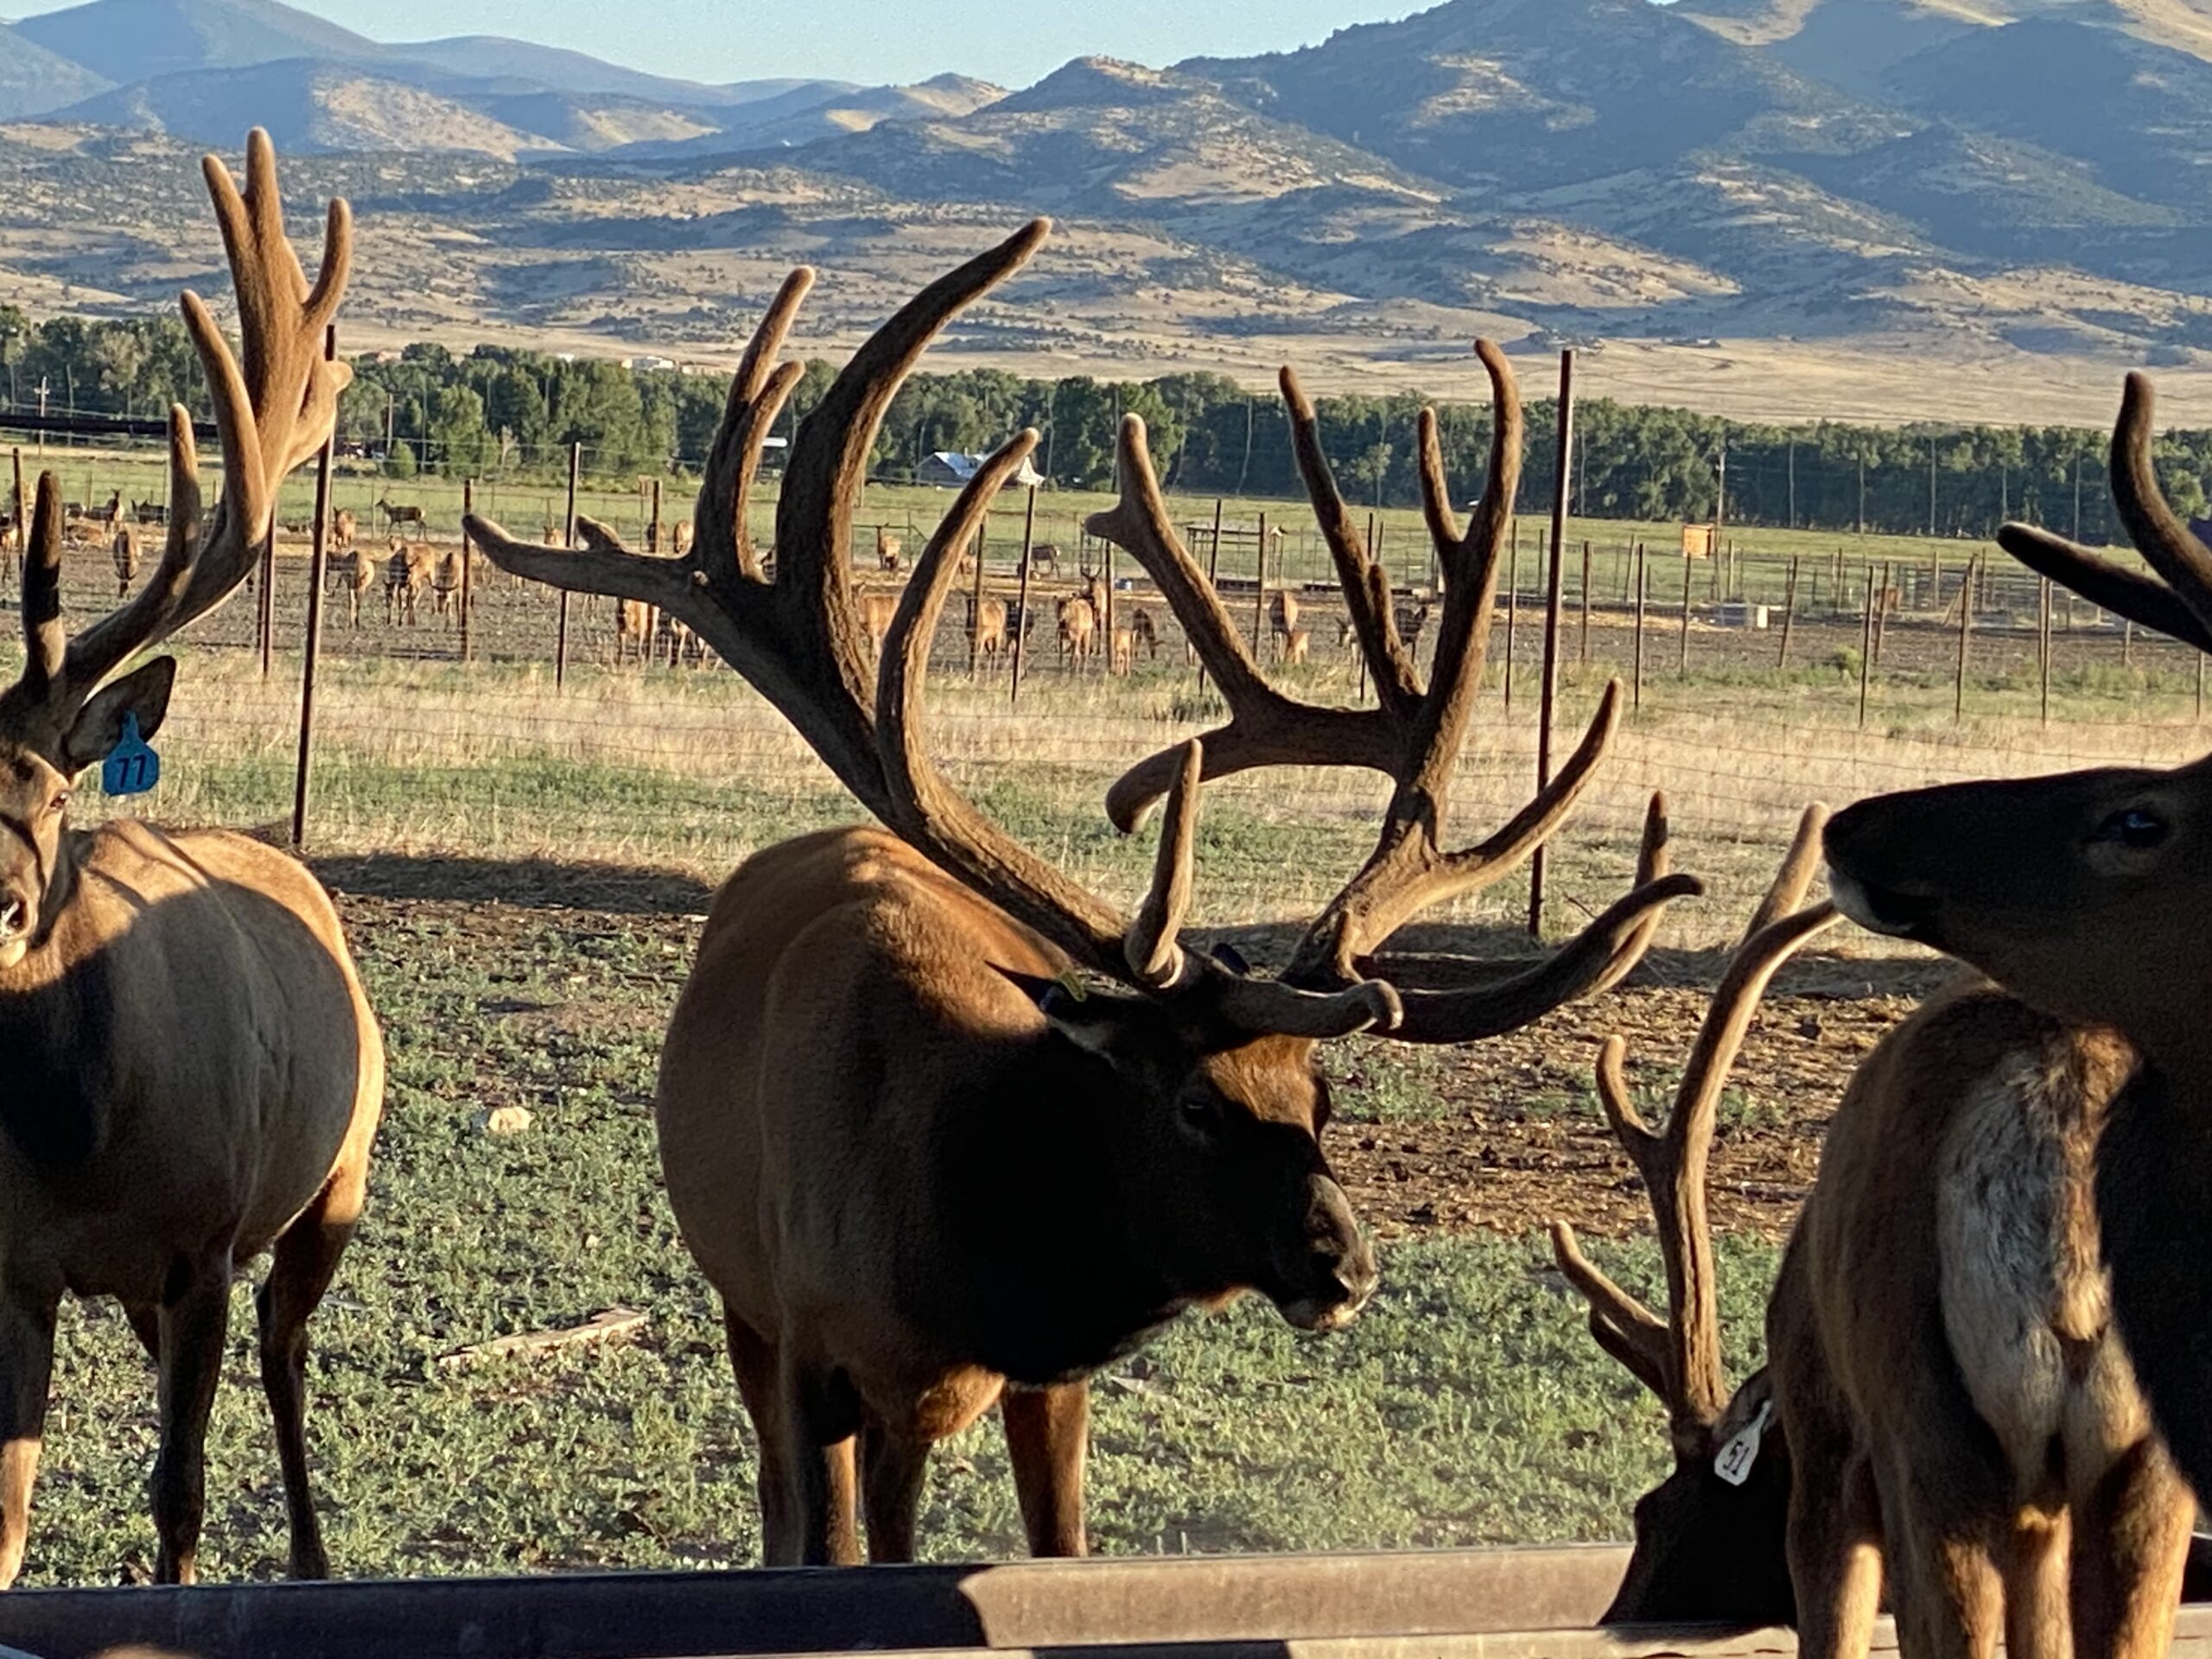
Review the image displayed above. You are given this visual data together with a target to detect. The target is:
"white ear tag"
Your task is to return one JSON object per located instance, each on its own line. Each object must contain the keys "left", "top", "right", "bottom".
{"left": 1713, "top": 1398, "right": 1772, "bottom": 1487}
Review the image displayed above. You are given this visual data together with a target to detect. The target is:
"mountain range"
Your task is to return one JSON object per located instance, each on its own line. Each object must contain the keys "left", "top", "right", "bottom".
{"left": 5, "top": 0, "right": 2212, "bottom": 423}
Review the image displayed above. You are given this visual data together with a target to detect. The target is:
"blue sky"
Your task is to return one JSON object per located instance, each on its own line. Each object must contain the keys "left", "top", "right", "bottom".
{"left": 3, "top": 1, "right": 1425, "bottom": 88}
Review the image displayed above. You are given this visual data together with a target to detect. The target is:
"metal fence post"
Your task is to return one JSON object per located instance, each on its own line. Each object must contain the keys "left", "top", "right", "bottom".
{"left": 1010, "top": 483, "right": 1038, "bottom": 706}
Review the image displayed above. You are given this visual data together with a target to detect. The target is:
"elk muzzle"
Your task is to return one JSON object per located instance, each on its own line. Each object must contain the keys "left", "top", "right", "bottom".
{"left": 1272, "top": 1173, "right": 1377, "bottom": 1332}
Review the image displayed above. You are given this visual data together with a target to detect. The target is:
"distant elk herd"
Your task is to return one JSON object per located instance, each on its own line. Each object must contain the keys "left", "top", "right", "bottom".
{"left": 10, "top": 135, "right": 2212, "bottom": 1659}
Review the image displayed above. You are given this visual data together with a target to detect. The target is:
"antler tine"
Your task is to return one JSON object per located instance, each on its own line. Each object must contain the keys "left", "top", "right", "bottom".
{"left": 876, "top": 441, "right": 1400, "bottom": 1041}
{"left": 16, "top": 474, "right": 64, "bottom": 694}
{"left": 1996, "top": 372, "right": 2212, "bottom": 652}
{"left": 1, "top": 134, "right": 346, "bottom": 747}
{"left": 711, "top": 267, "right": 812, "bottom": 586}
{"left": 875, "top": 429, "right": 1133, "bottom": 979}
{"left": 1743, "top": 804, "right": 1830, "bottom": 943}
{"left": 1093, "top": 412, "right": 1400, "bottom": 831}
{"left": 1558, "top": 826, "right": 1841, "bottom": 1452}
{"left": 1549, "top": 1218, "right": 1673, "bottom": 1402}
{"left": 1126, "top": 741, "right": 1203, "bottom": 988}
{"left": 1281, "top": 365, "right": 1421, "bottom": 715}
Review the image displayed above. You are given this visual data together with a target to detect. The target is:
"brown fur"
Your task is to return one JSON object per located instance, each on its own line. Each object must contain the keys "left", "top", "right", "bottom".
{"left": 1130, "top": 606, "right": 1159, "bottom": 660}
{"left": 1056, "top": 595, "right": 1094, "bottom": 665}
{"left": 656, "top": 827, "right": 1372, "bottom": 1567}
{"left": 329, "top": 549, "right": 378, "bottom": 629}
{"left": 331, "top": 507, "right": 355, "bottom": 550}
{"left": 1269, "top": 590, "right": 1300, "bottom": 656}
{"left": 859, "top": 593, "right": 899, "bottom": 658}
{"left": 614, "top": 598, "right": 655, "bottom": 666}
{"left": 968, "top": 594, "right": 1007, "bottom": 664}
{"left": 876, "top": 528, "right": 904, "bottom": 573}
{"left": 431, "top": 547, "right": 467, "bottom": 626}
{"left": 109, "top": 526, "right": 140, "bottom": 599}
{"left": 382, "top": 541, "right": 433, "bottom": 626}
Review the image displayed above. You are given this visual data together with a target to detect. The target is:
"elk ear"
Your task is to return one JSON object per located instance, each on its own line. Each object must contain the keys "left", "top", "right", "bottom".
{"left": 60, "top": 657, "right": 176, "bottom": 776}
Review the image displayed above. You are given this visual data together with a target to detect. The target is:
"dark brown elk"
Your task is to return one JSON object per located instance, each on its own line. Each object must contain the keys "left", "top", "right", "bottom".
{"left": 109, "top": 524, "right": 140, "bottom": 598}
{"left": 376, "top": 493, "right": 423, "bottom": 533}
{"left": 1130, "top": 605, "right": 1160, "bottom": 659}
{"left": 383, "top": 539, "right": 432, "bottom": 626}
{"left": 0, "top": 131, "right": 379, "bottom": 1587}
{"left": 967, "top": 593, "right": 1007, "bottom": 664}
{"left": 466, "top": 223, "right": 1694, "bottom": 1567}
{"left": 1557, "top": 805, "right": 2192, "bottom": 1656}
{"left": 1825, "top": 371, "right": 2212, "bottom": 1507}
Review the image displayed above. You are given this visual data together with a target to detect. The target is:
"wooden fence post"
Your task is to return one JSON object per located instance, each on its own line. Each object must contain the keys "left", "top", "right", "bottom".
{"left": 1872, "top": 560, "right": 1892, "bottom": 670}
{"left": 1631, "top": 541, "right": 1647, "bottom": 711}
{"left": 1529, "top": 348, "right": 1573, "bottom": 940}
{"left": 459, "top": 478, "right": 475, "bottom": 664}
{"left": 1777, "top": 556, "right": 1799, "bottom": 669}
{"left": 967, "top": 514, "right": 988, "bottom": 675}
{"left": 1578, "top": 537, "right": 1592, "bottom": 665}
{"left": 1250, "top": 512, "right": 1268, "bottom": 656}
{"left": 557, "top": 441, "right": 578, "bottom": 690}
{"left": 290, "top": 324, "right": 339, "bottom": 851}
{"left": 1858, "top": 565, "right": 1875, "bottom": 730}
{"left": 1009, "top": 483, "right": 1038, "bottom": 706}
{"left": 1677, "top": 550, "right": 1693, "bottom": 676}
{"left": 1954, "top": 554, "right": 1974, "bottom": 721}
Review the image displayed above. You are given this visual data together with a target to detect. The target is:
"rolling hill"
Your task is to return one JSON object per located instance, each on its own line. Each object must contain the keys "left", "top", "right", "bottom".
{"left": 10, "top": 0, "right": 2212, "bottom": 420}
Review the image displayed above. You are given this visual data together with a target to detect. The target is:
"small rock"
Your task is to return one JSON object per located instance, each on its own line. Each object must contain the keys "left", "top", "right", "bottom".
{"left": 475, "top": 1106, "right": 533, "bottom": 1137}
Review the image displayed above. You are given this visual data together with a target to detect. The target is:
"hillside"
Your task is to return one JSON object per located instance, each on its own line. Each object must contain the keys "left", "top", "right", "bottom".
{"left": 10, "top": 0, "right": 2212, "bottom": 421}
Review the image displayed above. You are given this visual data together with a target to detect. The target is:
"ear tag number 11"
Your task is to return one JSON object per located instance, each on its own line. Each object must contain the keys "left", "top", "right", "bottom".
{"left": 102, "top": 713, "right": 161, "bottom": 799}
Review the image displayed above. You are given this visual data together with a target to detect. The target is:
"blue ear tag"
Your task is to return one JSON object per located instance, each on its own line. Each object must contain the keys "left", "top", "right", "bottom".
{"left": 100, "top": 713, "right": 161, "bottom": 798}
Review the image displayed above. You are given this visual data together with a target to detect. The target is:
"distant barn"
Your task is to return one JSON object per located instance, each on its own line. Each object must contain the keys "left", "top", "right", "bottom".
{"left": 917, "top": 450, "right": 1045, "bottom": 488}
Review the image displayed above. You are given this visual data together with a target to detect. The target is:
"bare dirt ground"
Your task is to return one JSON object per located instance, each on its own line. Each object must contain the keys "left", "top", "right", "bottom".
{"left": 322, "top": 854, "right": 1949, "bottom": 1257}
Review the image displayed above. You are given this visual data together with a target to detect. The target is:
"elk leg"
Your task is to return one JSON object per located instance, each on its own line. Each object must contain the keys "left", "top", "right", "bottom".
{"left": 2001, "top": 1508, "right": 2069, "bottom": 1659}
{"left": 1787, "top": 1444, "right": 1881, "bottom": 1659}
{"left": 722, "top": 1311, "right": 794, "bottom": 1565}
{"left": 1881, "top": 1477, "right": 2003, "bottom": 1659}
{"left": 859, "top": 1418, "right": 931, "bottom": 1564}
{"left": 779, "top": 1357, "right": 861, "bottom": 1566}
{"left": 0, "top": 1287, "right": 58, "bottom": 1589}
{"left": 123, "top": 1302, "right": 162, "bottom": 1364}
{"left": 2071, "top": 1437, "right": 2192, "bottom": 1659}
{"left": 1002, "top": 1381, "right": 1089, "bottom": 1558}
{"left": 258, "top": 1171, "right": 365, "bottom": 1580}
{"left": 151, "top": 1260, "right": 232, "bottom": 1586}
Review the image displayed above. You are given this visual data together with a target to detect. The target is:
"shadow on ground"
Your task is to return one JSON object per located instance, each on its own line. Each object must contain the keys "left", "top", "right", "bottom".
{"left": 312, "top": 852, "right": 717, "bottom": 915}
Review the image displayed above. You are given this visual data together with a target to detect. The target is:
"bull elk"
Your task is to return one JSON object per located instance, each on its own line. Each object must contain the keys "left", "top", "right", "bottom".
{"left": 1554, "top": 806, "right": 2192, "bottom": 1656}
{"left": 467, "top": 222, "right": 1696, "bottom": 1567}
{"left": 1824, "top": 371, "right": 2212, "bottom": 1506}
{"left": 0, "top": 131, "right": 379, "bottom": 1587}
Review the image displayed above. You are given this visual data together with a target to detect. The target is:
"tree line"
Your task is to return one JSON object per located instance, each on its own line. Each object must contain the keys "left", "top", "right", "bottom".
{"left": 0, "top": 302, "right": 2195, "bottom": 545}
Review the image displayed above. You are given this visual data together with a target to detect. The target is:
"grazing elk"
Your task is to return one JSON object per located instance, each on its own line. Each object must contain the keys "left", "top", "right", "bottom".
{"left": 876, "top": 526, "right": 904, "bottom": 573}
{"left": 1557, "top": 807, "right": 2192, "bottom": 1656}
{"left": 109, "top": 524, "right": 141, "bottom": 598}
{"left": 0, "top": 132, "right": 379, "bottom": 1588}
{"left": 1825, "top": 371, "right": 2212, "bottom": 1505}
{"left": 432, "top": 546, "right": 467, "bottom": 626}
{"left": 376, "top": 494, "right": 423, "bottom": 534}
{"left": 466, "top": 223, "right": 1697, "bottom": 1567}
{"left": 1129, "top": 604, "right": 1159, "bottom": 660}
{"left": 967, "top": 593, "right": 1007, "bottom": 664}
{"left": 383, "top": 539, "right": 433, "bottom": 626}
{"left": 1056, "top": 594, "right": 1096, "bottom": 666}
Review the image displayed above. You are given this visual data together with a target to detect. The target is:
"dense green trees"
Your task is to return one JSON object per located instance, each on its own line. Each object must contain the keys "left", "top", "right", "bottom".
{"left": 0, "top": 308, "right": 2199, "bottom": 544}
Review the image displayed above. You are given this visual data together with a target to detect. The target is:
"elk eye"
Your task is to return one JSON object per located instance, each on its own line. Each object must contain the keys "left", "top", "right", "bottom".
{"left": 2095, "top": 807, "right": 2167, "bottom": 849}
{"left": 1179, "top": 1093, "right": 1219, "bottom": 1127}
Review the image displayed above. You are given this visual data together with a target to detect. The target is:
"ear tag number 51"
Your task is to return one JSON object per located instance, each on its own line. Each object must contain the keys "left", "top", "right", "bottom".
{"left": 102, "top": 713, "right": 161, "bottom": 799}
